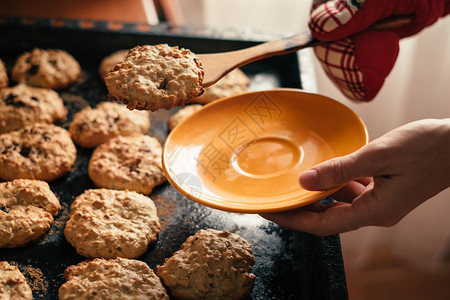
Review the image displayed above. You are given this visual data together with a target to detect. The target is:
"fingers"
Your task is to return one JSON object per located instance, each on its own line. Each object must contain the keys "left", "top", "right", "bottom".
{"left": 299, "top": 143, "right": 387, "bottom": 191}
{"left": 331, "top": 180, "right": 372, "bottom": 203}
{"left": 261, "top": 202, "right": 363, "bottom": 236}
{"left": 299, "top": 155, "right": 357, "bottom": 191}
{"left": 261, "top": 187, "right": 390, "bottom": 236}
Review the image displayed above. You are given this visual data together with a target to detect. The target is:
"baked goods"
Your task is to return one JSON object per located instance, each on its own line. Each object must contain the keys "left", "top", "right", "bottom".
{"left": 88, "top": 134, "right": 165, "bottom": 194}
{"left": 69, "top": 101, "right": 150, "bottom": 148}
{"left": 64, "top": 189, "right": 161, "bottom": 259}
{"left": 0, "top": 179, "right": 60, "bottom": 248}
{"left": 98, "top": 49, "right": 129, "bottom": 80}
{"left": 156, "top": 228, "right": 256, "bottom": 300}
{"left": 0, "top": 84, "right": 67, "bottom": 133}
{"left": 11, "top": 48, "right": 81, "bottom": 89}
{"left": 193, "top": 68, "right": 249, "bottom": 104}
{"left": 0, "top": 58, "right": 8, "bottom": 88}
{"left": 168, "top": 104, "right": 203, "bottom": 131}
{"left": 59, "top": 258, "right": 169, "bottom": 300}
{"left": 105, "top": 44, "right": 204, "bottom": 111}
{"left": 0, "top": 123, "right": 77, "bottom": 181}
{"left": 0, "top": 261, "right": 33, "bottom": 299}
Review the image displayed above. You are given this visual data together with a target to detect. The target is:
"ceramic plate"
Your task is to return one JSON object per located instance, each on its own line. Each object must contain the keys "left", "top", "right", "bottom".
{"left": 162, "top": 89, "right": 368, "bottom": 213}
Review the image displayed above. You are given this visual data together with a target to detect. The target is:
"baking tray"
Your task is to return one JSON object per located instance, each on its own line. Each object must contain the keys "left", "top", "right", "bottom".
{"left": 0, "top": 16, "right": 348, "bottom": 299}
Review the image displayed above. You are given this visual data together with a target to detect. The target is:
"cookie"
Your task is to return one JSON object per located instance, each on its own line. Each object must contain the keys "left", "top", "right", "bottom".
{"left": 0, "top": 261, "right": 33, "bottom": 299}
{"left": 193, "top": 68, "right": 249, "bottom": 104}
{"left": 0, "top": 123, "right": 77, "bottom": 181}
{"left": 64, "top": 189, "right": 161, "bottom": 258}
{"left": 98, "top": 49, "right": 129, "bottom": 81}
{"left": 59, "top": 258, "right": 169, "bottom": 300}
{"left": 168, "top": 104, "right": 203, "bottom": 131}
{"left": 88, "top": 134, "right": 166, "bottom": 194}
{"left": 0, "top": 84, "right": 67, "bottom": 133}
{"left": 156, "top": 228, "right": 256, "bottom": 300}
{"left": 105, "top": 44, "right": 204, "bottom": 111}
{"left": 11, "top": 48, "right": 81, "bottom": 89}
{"left": 69, "top": 101, "right": 150, "bottom": 148}
{"left": 0, "top": 179, "right": 60, "bottom": 248}
{"left": 0, "top": 58, "right": 8, "bottom": 88}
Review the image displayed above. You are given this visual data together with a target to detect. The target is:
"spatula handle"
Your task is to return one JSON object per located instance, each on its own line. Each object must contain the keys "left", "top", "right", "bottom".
{"left": 199, "top": 15, "right": 413, "bottom": 87}
{"left": 282, "top": 14, "right": 413, "bottom": 52}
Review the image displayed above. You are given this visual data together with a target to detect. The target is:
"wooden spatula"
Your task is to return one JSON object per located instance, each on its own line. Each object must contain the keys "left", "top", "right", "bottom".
{"left": 197, "top": 15, "right": 412, "bottom": 87}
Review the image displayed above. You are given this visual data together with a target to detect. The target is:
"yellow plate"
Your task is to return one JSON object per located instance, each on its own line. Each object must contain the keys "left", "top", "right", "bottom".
{"left": 162, "top": 89, "right": 368, "bottom": 213}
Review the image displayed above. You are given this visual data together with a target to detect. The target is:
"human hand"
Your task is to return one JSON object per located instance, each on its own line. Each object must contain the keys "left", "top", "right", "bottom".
{"left": 260, "top": 119, "right": 450, "bottom": 236}
{"left": 309, "top": 0, "right": 450, "bottom": 101}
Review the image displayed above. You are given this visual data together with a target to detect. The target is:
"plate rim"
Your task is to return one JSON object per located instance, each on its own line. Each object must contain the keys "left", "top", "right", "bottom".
{"left": 162, "top": 88, "right": 368, "bottom": 213}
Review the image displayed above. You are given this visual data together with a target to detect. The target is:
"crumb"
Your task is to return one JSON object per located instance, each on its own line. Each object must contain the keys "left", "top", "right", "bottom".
{"left": 153, "top": 194, "right": 177, "bottom": 230}
{"left": 11, "top": 262, "right": 48, "bottom": 298}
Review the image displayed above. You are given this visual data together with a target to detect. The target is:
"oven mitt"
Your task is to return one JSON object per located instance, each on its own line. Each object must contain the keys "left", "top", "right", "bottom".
{"left": 309, "top": 0, "right": 450, "bottom": 101}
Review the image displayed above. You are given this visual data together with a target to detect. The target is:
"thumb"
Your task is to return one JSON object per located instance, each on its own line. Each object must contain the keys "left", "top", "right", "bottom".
{"left": 299, "top": 147, "right": 382, "bottom": 191}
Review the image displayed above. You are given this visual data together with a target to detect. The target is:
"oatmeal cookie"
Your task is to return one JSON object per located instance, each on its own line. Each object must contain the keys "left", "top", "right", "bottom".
{"left": 64, "top": 189, "right": 161, "bottom": 258}
{"left": 98, "top": 49, "right": 129, "bottom": 81}
{"left": 0, "top": 179, "right": 60, "bottom": 248}
{"left": 59, "top": 258, "right": 169, "bottom": 300}
{"left": 0, "top": 84, "right": 67, "bottom": 133}
{"left": 156, "top": 228, "right": 256, "bottom": 300}
{"left": 0, "top": 58, "right": 8, "bottom": 88}
{"left": 0, "top": 261, "right": 33, "bottom": 299}
{"left": 88, "top": 134, "right": 166, "bottom": 194}
{"left": 11, "top": 48, "right": 81, "bottom": 89}
{"left": 69, "top": 101, "right": 150, "bottom": 148}
{"left": 0, "top": 123, "right": 77, "bottom": 181}
{"left": 168, "top": 104, "right": 203, "bottom": 131}
{"left": 105, "top": 44, "right": 204, "bottom": 111}
{"left": 193, "top": 68, "right": 249, "bottom": 104}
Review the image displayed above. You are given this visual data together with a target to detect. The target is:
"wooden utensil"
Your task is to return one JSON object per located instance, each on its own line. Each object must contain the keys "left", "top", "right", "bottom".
{"left": 197, "top": 15, "right": 413, "bottom": 87}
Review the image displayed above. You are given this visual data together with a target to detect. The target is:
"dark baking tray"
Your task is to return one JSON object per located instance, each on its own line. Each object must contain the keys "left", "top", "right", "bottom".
{"left": 0, "top": 16, "right": 348, "bottom": 299}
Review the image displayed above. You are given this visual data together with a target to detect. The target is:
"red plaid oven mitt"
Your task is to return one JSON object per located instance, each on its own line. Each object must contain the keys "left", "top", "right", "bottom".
{"left": 309, "top": 0, "right": 450, "bottom": 101}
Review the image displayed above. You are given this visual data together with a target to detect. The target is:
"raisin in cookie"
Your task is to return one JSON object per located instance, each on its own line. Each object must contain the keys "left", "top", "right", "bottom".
{"left": 105, "top": 44, "right": 204, "bottom": 111}
{"left": 69, "top": 101, "right": 150, "bottom": 148}
{"left": 88, "top": 134, "right": 165, "bottom": 194}
{"left": 193, "top": 68, "right": 249, "bottom": 104}
{"left": 0, "top": 123, "right": 77, "bottom": 181}
{"left": 64, "top": 189, "right": 161, "bottom": 258}
{"left": 0, "top": 261, "right": 33, "bottom": 299}
{"left": 0, "top": 84, "right": 67, "bottom": 133}
{"left": 156, "top": 229, "right": 256, "bottom": 300}
{"left": 0, "top": 179, "right": 60, "bottom": 248}
{"left": 0, "top": 58, "right": 8, "bottom": 88}
{"left": 59, "top": 258, "right": 169, "bottom": 300}
{"left": 98, "top": 49, "right": 129, "bottom": 81}
{"left": 168, "top": 104, "right": 203, "bottom": 131}
{"left": 11, "top": 48, "right": 81, "bottom": 89}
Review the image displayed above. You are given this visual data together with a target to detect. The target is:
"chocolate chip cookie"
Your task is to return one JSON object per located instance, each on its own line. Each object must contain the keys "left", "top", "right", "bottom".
{"left": 0, "top": 261, "right": 33, "bottom": 299}
{"left": 69, "top": 101, "right": 150, "bottom": 148}
{"left": 59, "top": 258, "right": 169, "bottom": 300}
{"left": 98, "top": 49, "right": 129, "bottom": 81}
{"left": 193, "top": 68, "right": 249, "bottom": 104}
{"left": 0, "top": 179, "right": 61, "bottom": 248}
{"left": 0, "top": 84, "right": 67, "bottom": 133}
{"left": 88, "top": 134, "right": 165, "bottom": 194}
{"left": 105, "top": 44, "right": 204, "bottom": 111}
{"left": 11, "top": 48, "right": 81, "bottom": 89}
{"left": 64, "top": 189, "right": 161, "bottom": 259}
{"left": 156, "top": 229, "right": 256, "bottom": 299}
{"left": 0, "top": 58, "right": 8, "bottom": 88}
{"left": 168, "top": 104, "right": 203, "bottom": 131}
{"left": 0, "top": 123, "right": 77, "bottom": 181}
